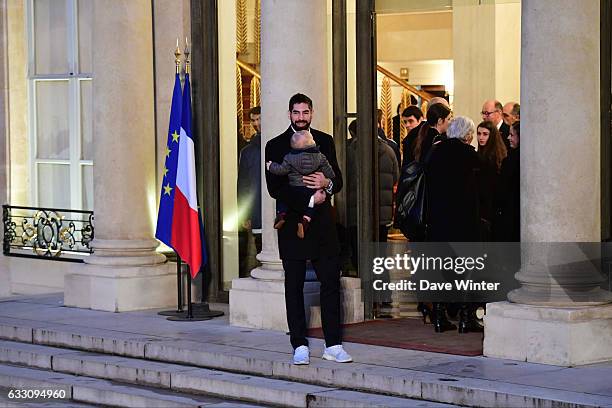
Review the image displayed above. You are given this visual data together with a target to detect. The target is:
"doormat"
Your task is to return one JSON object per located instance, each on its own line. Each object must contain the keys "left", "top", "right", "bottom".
{"left": 307, "top": 317, "right": 483, "bottom": 356}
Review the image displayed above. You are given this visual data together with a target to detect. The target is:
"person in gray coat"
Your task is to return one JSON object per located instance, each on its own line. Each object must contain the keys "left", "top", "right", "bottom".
{"left": 266, "top": 130, "right": 336, "bottom": 238}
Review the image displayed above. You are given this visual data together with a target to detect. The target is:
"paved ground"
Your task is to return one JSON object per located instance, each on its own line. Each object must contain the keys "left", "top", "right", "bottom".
{"left": 1, "top": 293, "right": 612, "bottom": 403}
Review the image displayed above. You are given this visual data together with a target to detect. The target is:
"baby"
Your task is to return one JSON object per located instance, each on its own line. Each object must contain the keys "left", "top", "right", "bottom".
{"left": 266, "top": 130, "right": 335, "bottom": 238}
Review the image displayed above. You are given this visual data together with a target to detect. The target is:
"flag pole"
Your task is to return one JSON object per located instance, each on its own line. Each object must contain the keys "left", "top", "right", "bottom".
{"left": 174, "top": 40, "right": 184, "bottom": 314}
{"left": 185, "top": 36, "right": 223, "bottom": 319}
{"left": 158, "top": 39, "right": 185, "bottom": 317}
{"left": 157, "top": 253, "right": 185, "bottom": 316}
{"left": 186, "top": 268, "right": 193, "bottom": 318}
{"left": 176, "top": 256, "right": 183, "bottom": 312}
{"left": 183, "top": 39, "right": 194, "bottom": 321}
{"left": 166, "top": 38, "right": 211, "bottom": 322}
{"left": 168, "top": 262, "right": 209, "bottom": 321}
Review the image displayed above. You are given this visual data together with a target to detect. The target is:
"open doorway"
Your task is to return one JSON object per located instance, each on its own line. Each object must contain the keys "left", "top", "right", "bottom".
{"left": 328, "top": 0, "right": 521, "bottom": 355}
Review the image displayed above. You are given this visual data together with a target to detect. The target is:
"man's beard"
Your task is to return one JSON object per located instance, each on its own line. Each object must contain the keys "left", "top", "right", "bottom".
{"left": 292, "top": 120, "right": 310, "bottom": 131}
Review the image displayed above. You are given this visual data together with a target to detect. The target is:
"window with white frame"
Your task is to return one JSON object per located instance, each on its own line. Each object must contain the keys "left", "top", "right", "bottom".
{"left": 26, "top": 0, "right": 93, "bottom": 210}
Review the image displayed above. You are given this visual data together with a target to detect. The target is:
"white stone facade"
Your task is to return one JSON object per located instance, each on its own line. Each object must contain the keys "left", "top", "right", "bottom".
{"left": 0, "top": 0, "right": 611, "bottom": 365}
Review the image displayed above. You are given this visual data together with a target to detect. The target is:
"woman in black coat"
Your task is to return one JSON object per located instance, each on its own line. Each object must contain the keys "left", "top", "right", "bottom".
{"left": 494, "top": 121, "right": 520, "bottom": 241}
{"left": 412, "top": 103, "right": 452, "bottom": 164}
{"left": 476, "top": 121, "right": 507, "bottom": 240}
{"left": 427, "top": 117, "right": 480, "bottom": 242}
{"left": 398, "top": 103, "right": 452, "bottom": 324}
{"left": 426, "top": 116, "right": 482, "bottom": 333}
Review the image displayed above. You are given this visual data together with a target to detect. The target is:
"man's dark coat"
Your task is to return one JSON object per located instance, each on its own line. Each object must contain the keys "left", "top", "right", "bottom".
{"left": 265, "top": 127, "right": 343, "bottom": 260}
{"left": 237, "top": 133, "right": 262, "bottom": 229}
{"left": 500, "top": 122, "right": 511, "bottom": 151}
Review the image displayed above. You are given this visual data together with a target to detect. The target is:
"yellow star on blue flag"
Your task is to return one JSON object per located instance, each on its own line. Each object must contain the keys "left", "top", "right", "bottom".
{"left": 156, "top": 72, "right": 183, "bottom": 248}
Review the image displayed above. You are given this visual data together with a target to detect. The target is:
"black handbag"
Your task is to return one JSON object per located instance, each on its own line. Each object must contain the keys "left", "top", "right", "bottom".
{"left": 396, "top": 159, "right": 428, "bottom": 241}
{"left": 395, "top": 144, "right": 438, "bottom": 241}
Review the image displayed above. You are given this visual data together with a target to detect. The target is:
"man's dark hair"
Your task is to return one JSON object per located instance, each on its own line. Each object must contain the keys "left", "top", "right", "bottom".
{"left": 401, "top": 106, "right": 423, "bottom": 120}
{"left": 249, "top": 106, "right": 261, "bottom": 116}
{"left": 288, "top": 93, "right": 313, "bottom": 111}
{"left": 511, "top": 103, "right": 520, "bottom": 117}
{"left": 494, "top": 100, "right": 503, "bottom": 111}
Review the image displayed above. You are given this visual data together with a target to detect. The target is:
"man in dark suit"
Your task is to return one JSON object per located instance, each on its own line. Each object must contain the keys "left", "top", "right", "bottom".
{"left": 399, "top": 105, "right": 424, "bottom": 168}
{"left": 481, "top": 99, "right": 510, "bottom": 149}
{"left": 392, "top": 95, "right": 418, "bottom": 146}
{"left": 237, "top": 106, "right": 262, "bottom": 278}
{"left": 502, "top": 102, "right": 520, "bottom": 128}
{"left": 265, "top": 93, "right": 352, "bottom": 365}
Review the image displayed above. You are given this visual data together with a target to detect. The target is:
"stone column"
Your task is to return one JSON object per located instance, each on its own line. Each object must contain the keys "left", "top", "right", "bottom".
{"left": 0, "top": 0, "right": 7, "bottom": 209}
{"left": 152, "top": 0, "right": 190, "bottom": 197}
{"left": 230, "top": 0, "right": 328, "bottom": 331}
{"left": 0, "top": 0, "right": 9, "bottom": 297}
{"left": 252, "top": 0, "right": 329, "bottom": 280}
{"left": 6, "top": 0, "right": 27, "bottom": 206}
{"left": 64, "top": 0, "right": 174, "bottom": 312}
{"left": 484, "top": 0, "right": 612, "bottom": 366}
{"left": 230, "top": 0, "right": 363, "bottom": 331}
{"left": 452, "top": 0, "right": 521, "bottom": 118}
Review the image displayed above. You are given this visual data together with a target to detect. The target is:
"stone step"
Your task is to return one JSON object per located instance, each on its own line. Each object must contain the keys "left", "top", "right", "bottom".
{"left": 0, "top": 387, "right": 97, "bottom": 408}
{"left": 0, "top": 363, "right": 264, "bottom": 408}
{"left": 0, "top": 340, "right": 451, "bottom": 408}
{"left": 1, "top": 318, "right": 611, "bottom": 408}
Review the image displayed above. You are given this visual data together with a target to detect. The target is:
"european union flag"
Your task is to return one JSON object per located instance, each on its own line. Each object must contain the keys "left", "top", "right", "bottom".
{"left": 155, "top": 73, "right": 182, "bottom": 247}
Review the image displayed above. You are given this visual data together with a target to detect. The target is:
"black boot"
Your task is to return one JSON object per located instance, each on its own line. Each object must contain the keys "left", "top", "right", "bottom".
{"left": 417, "top": 302, "right": 432, "bottom": 324}
{"left": 458, "top": 303, "right": 483, "bottom": 333}
{"left": 433, "top": 303, "right": 457, "bottom": 333}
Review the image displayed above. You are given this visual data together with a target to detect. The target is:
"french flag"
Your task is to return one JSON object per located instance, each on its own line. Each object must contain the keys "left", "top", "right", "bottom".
{"left": 170, "top": 73, "right": 206, "bottom": 278}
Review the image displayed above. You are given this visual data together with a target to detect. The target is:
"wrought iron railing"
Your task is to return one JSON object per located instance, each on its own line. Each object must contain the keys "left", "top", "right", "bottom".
{"left": 3, "top": 205, "right": 94, "bottom": 262}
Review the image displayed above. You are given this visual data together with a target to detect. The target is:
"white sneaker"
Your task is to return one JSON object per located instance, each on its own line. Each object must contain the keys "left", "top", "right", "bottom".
{"left": 293, "top": 345, "right": 310, "bottom": 365}
{"left": 322, "top": 344, "right": 352, "bottom": 363}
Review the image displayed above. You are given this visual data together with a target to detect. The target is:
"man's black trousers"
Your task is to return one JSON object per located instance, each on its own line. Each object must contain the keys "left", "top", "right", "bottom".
{"left": 282, "top": 257, "right": 342, "bottom": 350}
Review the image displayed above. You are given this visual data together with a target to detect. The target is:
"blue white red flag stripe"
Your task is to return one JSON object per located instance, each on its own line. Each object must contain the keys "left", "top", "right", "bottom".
{"left": 170, "top": 73, "right": 206, "bottom": 278}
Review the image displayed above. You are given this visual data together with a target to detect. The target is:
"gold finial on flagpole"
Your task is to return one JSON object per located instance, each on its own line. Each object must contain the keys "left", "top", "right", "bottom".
{"left": 184, "top": 37, "right": 191, "bottom": 75}
{"left": 174, "top": 38, "right": 182, "bottom": 74}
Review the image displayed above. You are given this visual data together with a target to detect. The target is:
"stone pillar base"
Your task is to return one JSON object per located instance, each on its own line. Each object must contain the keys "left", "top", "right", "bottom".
{"left": 229, "top": 277, "right": 365, "bottom": 331}
{"left": 308, "top": 277, "right": 364, "bottom": 328}
{"left": 229, "top": 278, "right": 320, "bottom": 331}
{"left": 484, "top": 301, "right": 612, "bottom": 366}
{"left": 64, "top": 262, "right": 175, "bottom": 312}
{"left": 0, "top": 257, "right": 11, "bottom": 297}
